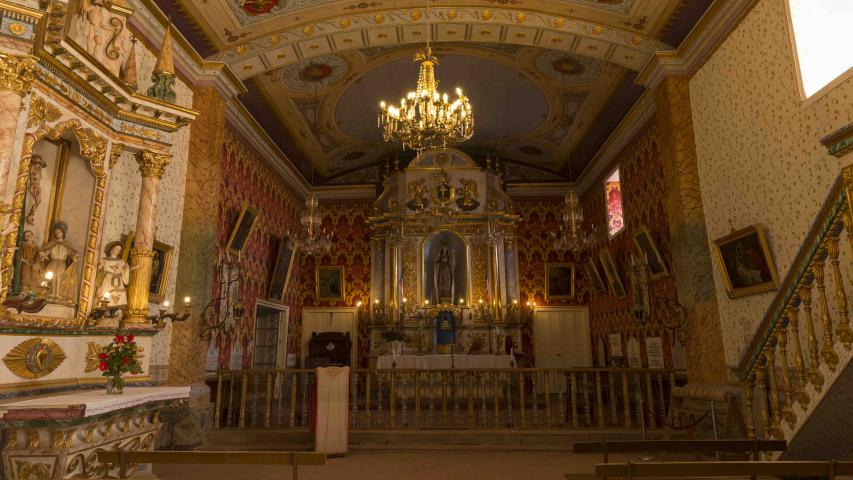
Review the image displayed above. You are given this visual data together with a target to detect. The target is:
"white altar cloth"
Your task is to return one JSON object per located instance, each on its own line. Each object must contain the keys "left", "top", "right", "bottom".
{"left": 0, "top": 386, "right": 191, "bottom": 418}
{"left": 376, "top": 354, "right": 514, "bottom": 370}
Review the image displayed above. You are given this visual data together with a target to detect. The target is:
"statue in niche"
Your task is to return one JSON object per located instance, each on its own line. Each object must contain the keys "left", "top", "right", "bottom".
{"left": 406, "top": 179, "right": 429, "bottom": 212}
{"left": 455, "top": 178, "right": 480, "bottom": 211}
{"left": 432, "top": 241, "right": 456, "bottom": 304}
{"left": 19, "top": 230, "right": 42, "bottom": 292}
{"left": 39, "top": 221, "right": 80, "bottom": 302}
{"left": 96, "top": 240, "right": 132, "bottom": 306}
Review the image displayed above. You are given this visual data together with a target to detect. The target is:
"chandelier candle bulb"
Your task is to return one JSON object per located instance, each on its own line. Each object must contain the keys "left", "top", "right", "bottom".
{"left": 44, "top": 271, "right": 54, "bottom": 280}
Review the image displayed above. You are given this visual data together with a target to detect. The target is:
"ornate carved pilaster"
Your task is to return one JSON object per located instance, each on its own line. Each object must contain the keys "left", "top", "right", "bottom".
{"left": 125, "top": 151, "right": 171, "bottom": 324}
{"left": 0, "top": 53, "right": 37, "bottom": 96}
{"left": 0, "top": 54, "right": 37, "bottom": 215}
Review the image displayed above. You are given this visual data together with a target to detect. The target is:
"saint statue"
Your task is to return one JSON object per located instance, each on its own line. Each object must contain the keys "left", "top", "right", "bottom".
{"left": 432, "top": 241, "right": 455, "bottom": 304}
{"left": 96, "top": 240, "right": 132, "bottom": 306}
{"left": 39, "top": 221, "right": 79, "bottom": 302}
{"left": 19, "top": 230, "right": 41, "bottom": 292}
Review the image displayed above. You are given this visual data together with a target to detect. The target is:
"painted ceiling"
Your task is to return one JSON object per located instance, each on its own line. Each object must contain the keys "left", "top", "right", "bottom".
{"left": 153, "top": 0, "right": 714, "bottom": 184}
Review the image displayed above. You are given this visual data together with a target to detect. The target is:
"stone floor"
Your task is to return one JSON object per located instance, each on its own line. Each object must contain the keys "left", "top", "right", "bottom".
{"left": 153, "top": 450, "right": 618, "bottom": 480}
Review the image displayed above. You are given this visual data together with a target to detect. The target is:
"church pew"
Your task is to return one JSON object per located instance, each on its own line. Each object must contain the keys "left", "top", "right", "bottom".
{"left": 98, "top": 450, "right": 326, "bottom": 480}
{"left": 595, "top": 460, "right": 853, "bottom": 479}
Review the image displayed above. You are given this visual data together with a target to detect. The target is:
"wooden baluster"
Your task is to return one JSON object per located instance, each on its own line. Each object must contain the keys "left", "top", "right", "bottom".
{"left": 531, "top": 372, "right": 539, "bottom": 426}
{"left": 743, "top": 375, "right": 757, "bottom": 444}
{"left": 377, "top": 373, "right": 384, "bottom": 428}
{"left": 544, "top": 370, "right": 552, "bottom": 427}
{"left": 429, "top": 372, "right": 435, "bottom": 427}
{"left": 558, "top": 371, "right": 566, "bottom": 427}
{"left": 776, "top": 322, "right": 797, "bottom": 428}
{"left": 467, "top": 371, "right": 475, "bottom": 428}
{"left": 453, "top": 372, "right": 461, "bottom": 427}
{"left": 276, "top": 371, "right": 285, "bottom": 427}
{"left": 365, "top": 371, "right": 372, "bottom": 427}
{"left": 227, "top": 372, "right": 236, "bottom": 428}
{"left": 506, "top": 372, "right": 514, "bottom": 428}
{"left": 827, "top": 232, "right": 853, "bottom": 349}
{"left": 609, "top": 371, "right": 619, "bottom": 427}
{"left": 492, "top": 371, "right": 499, "bottom": 427}
{"left": 442, "top": 372, "right": 449, "bottom": 427}
{"left": 633, "top": 373, "right": 643, "bottom": 427}
{"left": 621, "top": 371, "right": 632, "bottom": 428}
{"left": 251, "top": 372, "right": 260, "bottom": 427}
{"left": 238, "top": 372, "right": 248, "bottom": 428}
{"left": 519, "top": 371, "right": 526, "bottom": 428}
{"left": 595, "top": 371, "right": 605, "bottom": 427}
{"left": 289, "top": 372, "right": 297, "bottom": 428}
{"left": 655, "top": 372, "right": 666, "bottom": 425}
{"left": 350, "top": 372, "right": 358, "bottom": 429}
{"left": 764, "top": 343, "right": 783, "bottom": 439}
{"left": 570, "top": 372, "right": 578, "bottom": 428}
{"left": 813, "top": 253, "right": 840, "bottom": 371}
{"left": 214, "top": 372, "right": 223, "bottom": 429}
{"left": 301, "top": 373, "right": 310, "bottom": 428}
{"left": 582, "top": 372, "right": 592, "bottom": 427}
{"left": 755, "top": 358, "right": 771, "bottom": 441}
{"left": 264, "top": 372, "right": 273, "bottom": 428}
{"left": 481, "top": 372, "right": 488, "bottom": 427}
{"left": 401, "top": 373, "right": 408, "bottom": 428}
{"left": 644, "top": 372, "right": 656, "bottom": 429}
{"left": 389, "top": 372, "right": 396, "bottom": 428}
{"left": 786, "top": 305, "right": 811, "bottom": 408}
{"left": 800, "top": 285, "right": 826, "bottom": 391}
{"left": 415, "top": 372, "right": 421, "bottom": 429}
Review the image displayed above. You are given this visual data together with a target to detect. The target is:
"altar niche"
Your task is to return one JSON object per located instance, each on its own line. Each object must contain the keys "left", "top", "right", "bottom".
{"left": 422, "top": 230, "right": 468, "bottom": 305}
{"left": 14, "top": 137, "right": 97, "bottom": 310}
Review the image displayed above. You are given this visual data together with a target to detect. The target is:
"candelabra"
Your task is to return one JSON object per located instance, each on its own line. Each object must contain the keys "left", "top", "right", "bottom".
{"left": 148, "top": 297, "right": 192, "bottom": 329}
{"left": 551, "top": 190, "right": 597, "bottom": 256}
{"left": 292, "top": 193, "right": 333, "bottom": 256}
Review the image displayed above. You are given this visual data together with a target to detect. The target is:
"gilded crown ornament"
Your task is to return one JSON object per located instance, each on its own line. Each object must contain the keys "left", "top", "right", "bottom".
{"left": 377, "top": 0, "right": 473, "bottom": 152}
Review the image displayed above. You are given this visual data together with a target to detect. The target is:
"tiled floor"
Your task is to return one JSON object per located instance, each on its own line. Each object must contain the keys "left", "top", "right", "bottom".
{"left": 153, "top": 450, "right": 617, "bottom": 480}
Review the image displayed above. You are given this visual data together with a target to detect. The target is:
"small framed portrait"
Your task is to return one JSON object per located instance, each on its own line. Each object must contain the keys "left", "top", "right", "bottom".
{"left": 315, "top": 266, "right": 345, "bottom": 302}
{"left": 120, "top": 231, "right": 173, "bottom": 302}
{"left": 633, "top": 226, "right": 669, "bottom": 278}
{"left": 712, "top": 224, "right": 779, "bottom": 298}
{"left": 583, "top": 259, "right": 607, "bottom": 294}
{"left": 268, "top": 236, "right": 296, "bottom": 302}
{"left": 545, "top": 263, "right": 575, "bottom": 300}
{"left": 599, "top": 249, "right": 627, "bottom": 298}
{"left": 226, "top": 205, "right": 258, "bottom": 255}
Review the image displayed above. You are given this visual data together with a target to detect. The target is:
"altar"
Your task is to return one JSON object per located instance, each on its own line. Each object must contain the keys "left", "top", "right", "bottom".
{"left": 376, "top": 354, "right": 514, "bottom": 370}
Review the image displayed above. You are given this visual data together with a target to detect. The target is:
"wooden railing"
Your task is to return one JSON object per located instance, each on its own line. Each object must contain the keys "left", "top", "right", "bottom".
{"left": 211, "top": 367, "right": 682, "bottom": 430}
{"left": 737, "top": 168, "right": 853, "bottom": 443}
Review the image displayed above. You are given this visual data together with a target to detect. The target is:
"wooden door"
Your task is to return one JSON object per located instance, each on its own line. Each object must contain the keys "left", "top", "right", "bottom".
{"left": 533, "top": 306, "right": 592, "bottom": 368}
{"left": 301, "top": 307, "right": 357, "bottom": 367}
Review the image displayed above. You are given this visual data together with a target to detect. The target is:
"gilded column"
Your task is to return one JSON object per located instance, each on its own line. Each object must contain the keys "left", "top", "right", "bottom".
{"left": 125, "top": 150, "right": 172, "bottom": 324}
{"left": 0, "top": 54, "right": 36, "bottom": 196}
{"left": 489, "top": 241, "right": 501, "bottom": 319}
{"left": 388, "top": 235, "right": 400, "bottom": 324}
{"left": 654, "top": 76, "right": 727, "bottom": 383}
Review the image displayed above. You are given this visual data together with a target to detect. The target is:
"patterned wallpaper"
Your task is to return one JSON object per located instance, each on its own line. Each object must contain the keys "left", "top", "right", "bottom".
{"left": 215, "top": 126, "right": 302, "bottom": 368}
{"left": 580, "top": 121, "right": 678, "bottom": 368}
{"left": 689, "top": 0, "right": 853, "bottom": 365}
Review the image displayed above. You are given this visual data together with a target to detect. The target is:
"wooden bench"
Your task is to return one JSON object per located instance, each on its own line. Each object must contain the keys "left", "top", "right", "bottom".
{"left": 97, "top": 450, "right": 327, "bottom": 479}
{"left": 596, "top": 460, "right": 853, "bottom": 479}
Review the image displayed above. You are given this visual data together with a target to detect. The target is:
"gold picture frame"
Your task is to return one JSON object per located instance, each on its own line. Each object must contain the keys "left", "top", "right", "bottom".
{"left": 583, "top": 259, "right": 607, "bottom": 294}
{"left": 712, "top": 224, "right": 780, "bottom": 298}
{"left": 599, "top": 249, "right": 626, "bottom": 298}
{"left": 121, "top": 231, "right": 173, "bottom": 303}
{"left": 226, "top": 205, "right": 259, "bottom": 255}
{"left": 545, "top": 263, "right": 575, "bottom": 300}
{"left": 268, "top": 236, "right": 297, "bottom": 302}
{"left": 632, "top": 226, "right": 670, "bottom": 278}
{"left": 315, "top": 266, "right": 345, "bottom": 302}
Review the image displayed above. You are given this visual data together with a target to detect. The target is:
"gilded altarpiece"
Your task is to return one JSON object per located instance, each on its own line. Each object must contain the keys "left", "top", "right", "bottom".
{"left": 367, "top": 149, "right": 523, "bottom": 357}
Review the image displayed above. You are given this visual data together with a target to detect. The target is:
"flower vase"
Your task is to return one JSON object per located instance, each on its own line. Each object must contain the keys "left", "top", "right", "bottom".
{"left": 106, "top": 376, "right": 124, "bottom": 395}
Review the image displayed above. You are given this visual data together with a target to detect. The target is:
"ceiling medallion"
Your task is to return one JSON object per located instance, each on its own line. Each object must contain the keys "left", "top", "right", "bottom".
{"left": 481, "top": 10, "right": 493, "bottom": 20}
{"left": 303, "top": 25, "right": 315, "bottom": 36}
{"left": 270, "top": 33, "right": 281, "bottom": 45}
{"left": 374, "top": 13, "right": 385, "bottom": 23}
{"left": 447, "top": 9, "right": 457, "bottom": 19}
{"left": 241, "top": 0, "right": 279, "bottom": 15}
{"left": 3, "top": 338, "right": 67, "bottom": 379}
{"left": 553, "top": 17, "right": 565, "bottom": 28}
{"left": 377, "top": 1, "right": 474, "bottom": 152}
{"left": 340, "top": 17, "right": 352, "bottom": 28}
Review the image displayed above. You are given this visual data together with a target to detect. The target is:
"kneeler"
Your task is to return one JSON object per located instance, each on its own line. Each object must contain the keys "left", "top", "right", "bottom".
{"left": 313, "top": 366, "right": 350, "bottom": 455}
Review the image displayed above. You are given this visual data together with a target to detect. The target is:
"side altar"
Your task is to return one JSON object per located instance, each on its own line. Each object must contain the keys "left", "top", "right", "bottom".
{"left": 366, "top": 149, "right": 525, "bottom": 360}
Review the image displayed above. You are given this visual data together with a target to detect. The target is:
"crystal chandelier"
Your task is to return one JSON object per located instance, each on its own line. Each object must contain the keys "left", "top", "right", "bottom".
{"left": 293, "top": 193, "right": 332, "bottom": 255}
{"left": 551, "top": 190, "right": 596, "bottom": 255}
{"left": 377, "top": 1, "right": 473, "bottom": 151}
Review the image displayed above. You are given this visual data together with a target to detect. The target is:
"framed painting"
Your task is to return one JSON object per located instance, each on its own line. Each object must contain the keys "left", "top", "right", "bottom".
{"left": 268, "top": 236, "right": 296, "bottom": 302}
{"left": 545, "top": 263, "right": 575, "bottom": 300}
{"left": 315, "top": 266, "right": 345, "bottom": 302}
{"left": 599, "top": 249, "right": 626, "bottom": 298}
{"left": 712, "top": 224, "right": 779, "bottom": 298}
{"left": 633, "top": 226, "right": 669, "bottom": 278}
{"left": 120, "top": 231, "right": 173, "bottom": 303}
{"left": 583, "top": 259, "right": 607, "bottom": 294}
{"left": 226, "top": 205, "right": 258, "bottom": 255}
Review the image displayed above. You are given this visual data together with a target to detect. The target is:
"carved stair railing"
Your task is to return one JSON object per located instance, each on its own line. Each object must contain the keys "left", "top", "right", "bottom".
{"left": 736, "top": 166, "right": 853, "bottom": 445}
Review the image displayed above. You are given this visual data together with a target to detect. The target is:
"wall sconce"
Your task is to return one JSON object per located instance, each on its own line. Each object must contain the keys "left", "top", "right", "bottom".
{"left": 87, "top": 292, "right": 122, "bottom": 325}
{"left": 149, "top": 296, "right": 192, "bottom": 329}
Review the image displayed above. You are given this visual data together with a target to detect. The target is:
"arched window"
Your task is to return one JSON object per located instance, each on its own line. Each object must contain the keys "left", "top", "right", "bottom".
{"left": 787, "top": 0, "right": 853, "bottom": 98}
{"left": 605, "top": 167, "right": 624, "bottom": 238}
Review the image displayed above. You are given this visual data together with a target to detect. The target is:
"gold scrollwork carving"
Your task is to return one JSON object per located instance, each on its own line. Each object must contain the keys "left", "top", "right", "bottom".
{"left": 2, "top": 338, "right": 67, "bottom": 379}
{"left": 108, "top": 142, "right": 124, "bottom": 169}
{"left": 15, "top": 460, "right": 52, "bottom": 480}
{"left": 84, "top": 342, "right": 103, "bottom": 373}
{"left": 27, "top": 96, "right": 62, "bottom": 129}
{"left": 0, "top": 53, "right": 37, "bottom": 96}
{"left": 105, "top": 17, "right": 124, "bottom": 60}
{"left": 135, "top": 151, "right": 172, "bottom": 179}
{"left": 27, "top": 430, "right": 40, "bottom": 449}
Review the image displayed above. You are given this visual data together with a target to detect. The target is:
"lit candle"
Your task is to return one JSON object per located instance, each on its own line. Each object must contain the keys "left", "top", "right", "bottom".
{"left": 459, "top": 298, "right": 465, "bottom": 305}
{"left": 479, "top": 299, "right": 483, "bottom": 304}
{"left": 402, "top": 297, "right": 407, "bottom": 304}
{"left": 356, "top": 301, "right": 363, "bottom": 307}
{"left": 44, "top": 271, "right": 54, "bottom": 281}
{"left": 163, "top": 300, "right": 170, "bottom": 309}
{"left": 513, "top": 299, "right": 518, "bottom": 305}
{"left": 424, "top": 299, "right": 430, "bottom": 306}
{"left": 184, "top": 296, "right": 191, "bottom": 305}
{"left": 375, "top": 299, "right": 380, "bottom": 304}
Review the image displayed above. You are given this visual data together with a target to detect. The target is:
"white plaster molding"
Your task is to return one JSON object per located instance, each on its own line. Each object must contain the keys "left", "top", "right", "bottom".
{"left": 506, "top": 182, "right": 573, "bottom": 198}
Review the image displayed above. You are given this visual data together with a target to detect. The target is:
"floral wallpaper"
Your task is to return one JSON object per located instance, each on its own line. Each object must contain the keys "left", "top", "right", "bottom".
{"left": 689, "top": 0, "right": 853, "bottom": 365}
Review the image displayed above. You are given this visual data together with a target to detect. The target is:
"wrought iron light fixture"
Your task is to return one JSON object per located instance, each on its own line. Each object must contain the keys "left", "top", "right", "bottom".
{"left": 377, "top": 0, "right": 474, "bottom": 152}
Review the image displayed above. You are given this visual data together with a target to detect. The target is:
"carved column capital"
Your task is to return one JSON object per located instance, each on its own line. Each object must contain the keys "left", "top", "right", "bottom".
{"left": 0, "top": 53, "right": 37, "bottom": 96}
{"left": 135, "top": 151, "right": 172, "bottom": 178}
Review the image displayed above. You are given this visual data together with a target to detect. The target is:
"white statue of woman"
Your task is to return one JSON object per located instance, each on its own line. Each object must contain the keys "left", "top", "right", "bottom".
{"left": 39, "top": 221, "right": 79, "bottom": 302}
{"left": 96, "top": 240, "right": 131, "bottom": 306}
{"left": 433, "top": 241, "right": 455, "bottom": 304}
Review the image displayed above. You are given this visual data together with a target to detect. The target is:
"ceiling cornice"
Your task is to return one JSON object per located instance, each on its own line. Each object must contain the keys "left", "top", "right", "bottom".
{"left": 635, "top": 0, "right": 757, "bottom": 90}
{"left": 313, "top": 185, "right": 378, "bottom": 200}
{"left": 507, "top": 182, "right": 573, "bottom": 198}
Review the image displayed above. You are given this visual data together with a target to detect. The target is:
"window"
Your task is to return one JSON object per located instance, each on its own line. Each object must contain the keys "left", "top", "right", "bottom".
{"left": 788, "top": 0, "right": 853, "bottom": 98}
{"left": 605, "top": 168, "right": 624, "bottom": 237}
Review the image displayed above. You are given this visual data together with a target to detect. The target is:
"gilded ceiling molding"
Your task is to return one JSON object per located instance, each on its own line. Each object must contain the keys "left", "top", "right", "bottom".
{"left": 821, "top": 123, "right": 853, "bottom": 158}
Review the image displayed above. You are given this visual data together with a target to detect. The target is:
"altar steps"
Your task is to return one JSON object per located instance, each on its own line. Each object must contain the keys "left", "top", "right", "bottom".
{"left": 202, "top": 429, "right": 678, "bottom": 452}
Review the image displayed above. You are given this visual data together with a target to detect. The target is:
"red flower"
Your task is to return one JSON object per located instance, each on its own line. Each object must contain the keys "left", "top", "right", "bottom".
{"left": 98, "top": 361, "right": 108, "bottom": 371}
{"left": 115, "top": 335, "right": 125, "bottom": 344}
{"left": 98, "top": 352, "right": 107, "bottom": 359}
{"left": 123, "top": 356, "right": 129, "bottom": 365}
{"left": 127, "top": 334, "right": 135, "bottom": 343}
